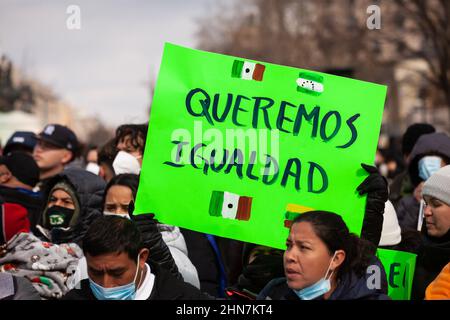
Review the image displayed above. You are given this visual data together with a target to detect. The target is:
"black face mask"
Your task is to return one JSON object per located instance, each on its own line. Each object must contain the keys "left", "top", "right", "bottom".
{"left": 45, "top": 206, "right": 75, "bottom": 229}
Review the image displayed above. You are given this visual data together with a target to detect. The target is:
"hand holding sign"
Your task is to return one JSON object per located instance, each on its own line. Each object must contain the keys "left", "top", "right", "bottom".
{"left": 358, "top": 163, "right": 389, "bottom": 246}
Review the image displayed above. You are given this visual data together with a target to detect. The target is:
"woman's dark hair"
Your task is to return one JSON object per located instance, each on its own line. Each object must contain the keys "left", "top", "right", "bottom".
{"left": 292, "top": 211, "right": 376, "bottom": 281}
{"left": 83, "top": 215, "right": 144, "bottom": 260}
{"left": 102, "top": 174, "right": 140, "bottom": 209}
{"left": 115, "top": 123, "right": 148, "bottom": 154}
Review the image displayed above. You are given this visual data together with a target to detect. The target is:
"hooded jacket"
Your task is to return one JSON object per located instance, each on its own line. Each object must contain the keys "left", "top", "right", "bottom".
{"left": 396, "top": 133, "right": 450, "bottom": 232}
{"left": 257, "top": 257, "right": 389, "bottom": 300}
{"left": 36, "top": 167, "right": 105, "bottom": 245}
{"left": 408, "top": 133, "right": 450, "bottom": 187}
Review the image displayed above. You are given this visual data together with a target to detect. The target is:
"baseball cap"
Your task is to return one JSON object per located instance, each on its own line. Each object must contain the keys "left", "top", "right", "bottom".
{"left": 37, "top": 124, "right": 79, "bottom": 152}
{"left": 3, "top": 131, "right": 37, "bottom": 155}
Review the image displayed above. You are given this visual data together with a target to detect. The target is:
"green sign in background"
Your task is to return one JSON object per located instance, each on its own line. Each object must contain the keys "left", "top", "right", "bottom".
{"left": 135, "top": 43, "right": 386, "bottom": 249}
{"left": 377, "top": 248, "right": 417, "bottom": 300}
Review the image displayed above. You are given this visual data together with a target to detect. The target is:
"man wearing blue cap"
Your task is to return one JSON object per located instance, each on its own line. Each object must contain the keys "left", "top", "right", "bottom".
{"left": 3, "top": 131, "right": 37, "bottom": 156}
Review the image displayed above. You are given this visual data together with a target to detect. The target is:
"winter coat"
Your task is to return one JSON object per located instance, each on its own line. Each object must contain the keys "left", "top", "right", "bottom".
{"left": 412, "top": 230, "right": 450, "bottom": 300}
{"left": 257, "top": 257, "right": 390, "bottom": 300}
{"left": 36, "top": 167, "right": 105, "bottom": 245}
{"left": 425, "top": 262, "right": 450, "bottom": 300}
{"left": 158, "top": 224, "right": 200, "bottom": 289}
{"left": 396, "top": 133, "right": 450, "bottom": 232}
{"left": 180, "top": 229, "right": 223, "bottom": 296}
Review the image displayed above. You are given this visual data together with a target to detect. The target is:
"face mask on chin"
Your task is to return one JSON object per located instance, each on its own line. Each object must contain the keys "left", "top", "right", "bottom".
{"left": 113, "top": 151, "right": 141, "bottom": 175}
{"left": 293, "top": 252, "right": 337, "bottom": 300}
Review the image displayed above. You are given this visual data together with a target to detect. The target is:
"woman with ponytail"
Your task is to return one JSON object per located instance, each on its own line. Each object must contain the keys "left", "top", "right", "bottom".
{"left": 257, "top": 211, "right": 390, "bottom": 300}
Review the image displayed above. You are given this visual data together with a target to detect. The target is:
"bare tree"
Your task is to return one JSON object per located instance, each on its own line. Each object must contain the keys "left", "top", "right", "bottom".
{"left": 382, "top": 0, "right": 450, "bottom": 123}
{"left": 195, "top": 0, "right": 450, "bottom": 130}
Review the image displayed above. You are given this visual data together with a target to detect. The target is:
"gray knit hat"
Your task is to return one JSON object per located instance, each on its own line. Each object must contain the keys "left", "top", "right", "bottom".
{"left": 422, "top": 165, "right": 450, "bottom": 205}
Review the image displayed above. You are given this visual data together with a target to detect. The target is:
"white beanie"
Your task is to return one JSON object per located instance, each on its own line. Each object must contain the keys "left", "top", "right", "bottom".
{"left": 422, "top": 165, "right": 450, "bottom": 205}
{"left": 379, "top": 200, "right": 402, "bottom": 246}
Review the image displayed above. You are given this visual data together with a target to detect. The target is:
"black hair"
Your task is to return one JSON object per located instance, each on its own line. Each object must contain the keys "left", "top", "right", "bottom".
{"left": 402, "top": 123, "right": 435, "bottom": 156}
{"left": 97, "top": 138, "right": 118, "bottom": 169}
{"left": 102, "top": 174, "right": 140, "bottom": 209}
{"left": 82, "top": 215, "right": 144, "bottom": 260}
{"left": 115, "top": 123, "right": 148, "bottom": 154}
{"left": 291, "top": 211, "right": 376, "bottom": 281}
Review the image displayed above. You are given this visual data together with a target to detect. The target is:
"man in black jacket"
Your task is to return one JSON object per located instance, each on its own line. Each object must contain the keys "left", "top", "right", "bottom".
{"left": 63, "top": 215, "right": 211, "bottom": 300}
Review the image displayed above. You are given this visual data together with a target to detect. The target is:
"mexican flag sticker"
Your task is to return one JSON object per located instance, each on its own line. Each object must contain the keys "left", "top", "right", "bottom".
{"left": 209, "top": 191, "right": 252, "bottom": 221}
{"left": 232, "top": 60, "right": 265, "bottom": 81}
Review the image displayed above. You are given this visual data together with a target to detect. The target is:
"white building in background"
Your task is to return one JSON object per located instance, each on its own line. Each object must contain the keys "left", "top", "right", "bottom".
{"left": 0, "top": 110, "right": 41, "bottom": 145}
{"left": 0, "top": 59, "right": 109, "bottom": 146}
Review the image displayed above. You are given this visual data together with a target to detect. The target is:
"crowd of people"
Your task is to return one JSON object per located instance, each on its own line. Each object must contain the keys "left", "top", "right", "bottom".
{"left": 0, "top": 121, "right": 449, "bottom": 300}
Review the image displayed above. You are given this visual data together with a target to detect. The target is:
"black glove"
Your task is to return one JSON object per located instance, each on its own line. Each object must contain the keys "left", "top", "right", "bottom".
{"left": 357, "top": 163, "right": 389, "bottom": 247}
{"left": 130, "top": 209, "right": 182, "bottom": 280}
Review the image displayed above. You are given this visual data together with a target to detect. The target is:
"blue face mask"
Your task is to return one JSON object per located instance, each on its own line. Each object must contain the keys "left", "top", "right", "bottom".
{"left": 89, "top": 253, "right": 141, "bottom": 300}
{"left": 418, "top": 156, "right": 442, "bottom": 181}
{"left": 293, "top": 252, "right": 336, "bottom": 300}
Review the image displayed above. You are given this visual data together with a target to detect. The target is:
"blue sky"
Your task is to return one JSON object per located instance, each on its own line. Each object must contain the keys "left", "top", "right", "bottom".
{"left": 0, "top": 0, "right": 217, "bottom": 126}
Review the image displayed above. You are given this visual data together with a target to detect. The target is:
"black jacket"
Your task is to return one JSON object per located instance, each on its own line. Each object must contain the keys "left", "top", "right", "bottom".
{"left": 257, "top": 258, "right": 390, "bottom": 300}
{"left": 62, "top": 263, "right": 212, "bottom": 300}
{"left": 181, "top": 229, "right": 227, "bottom": 297}
{"left": 0, "top": 185, "right": 43, "bottom": 234}
{"left": 411, "top": 230, "right": 450, "bottom": 300}
{"left": 36, "top": 167, "right": 105, "bottom": 245}
{"left": 397, "top": 133, "right": 450, "bottom": 232}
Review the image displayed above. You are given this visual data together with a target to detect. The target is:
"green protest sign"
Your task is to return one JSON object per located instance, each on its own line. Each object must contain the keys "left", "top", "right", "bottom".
{"left": 135, "top": 43, "right": 386, "bottom": 249}
{"left": 377, "top": 248, "right": 417, "bottom": 300}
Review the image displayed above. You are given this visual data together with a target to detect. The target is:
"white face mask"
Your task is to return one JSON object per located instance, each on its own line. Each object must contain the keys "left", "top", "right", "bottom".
{"left": 113, "top": 151, "right": 141, "bottom": 175}
{"left": 86, "top": 162, "right": 100, "bottom": 175}
{"left": 103, "top": 211, "right": 130, "bottom": 220}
